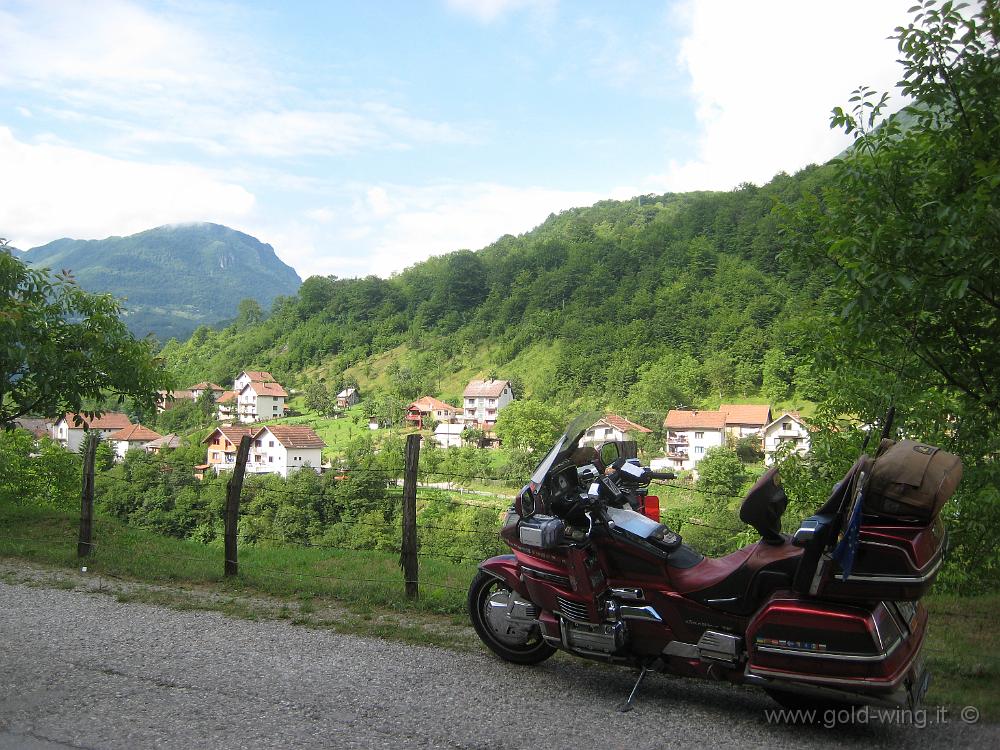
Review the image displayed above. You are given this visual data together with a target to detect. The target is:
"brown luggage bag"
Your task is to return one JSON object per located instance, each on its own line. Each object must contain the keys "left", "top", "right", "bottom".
{"left": 864, "top": 439, "right": 962, "bottom": 523}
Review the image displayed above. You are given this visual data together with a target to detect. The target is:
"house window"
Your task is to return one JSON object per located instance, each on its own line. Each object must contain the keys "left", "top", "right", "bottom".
{"left": 695, "top": 431, "right": 704, "bottom": 439}
{"left": 488, "top": 398, "right": 496, "bottom": 405}
{"left": 268, "top": 456, "right": 273, "bottom": 463}
{"left": 214, "top": 438, "right": 221, "bottom": 445}
{"left": 211, "top": 452, "right": 219, "bottom": 460}
{"left": 255, "top": 440, "right": 262, "bottom": 447}
{"left": 783, "top": 422, "right": 792, "bottom": 431}
{"left": 695, "top": 446, "right": 705, "bottom": 455}
{"left": 269, "top": 441, "right": 274, "bottom": 447}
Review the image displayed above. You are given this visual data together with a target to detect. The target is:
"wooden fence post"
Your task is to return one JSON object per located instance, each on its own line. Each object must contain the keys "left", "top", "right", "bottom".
{"left": 77, "top": 433, "right": 98, "bottom": 558}
{"left": 225, "top": 435, "right": 252, "bottom": 577}
{"left": 400, "top": 433, "right": 420, "bottom": 598}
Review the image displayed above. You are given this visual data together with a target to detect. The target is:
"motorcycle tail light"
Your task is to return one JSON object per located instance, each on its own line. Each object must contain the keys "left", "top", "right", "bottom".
{"left": 642, "top": 495, "right": 660, "bottom": 523}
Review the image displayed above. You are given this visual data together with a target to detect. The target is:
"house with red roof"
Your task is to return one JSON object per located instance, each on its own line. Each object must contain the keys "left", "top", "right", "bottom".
{"left": 719, "top": 403, "right": 772, "bottom": 439}
{"left": 236, "top": 378, "right": 288, "bottom": 422}
{"left": 201, "top": 425, "right": 256, "bottom": 472}
{"left": 581, "top": 414, "right": 652, "bottom": 446}
{"left": 107, "top": 423, "right": 162, "bottom": 460}
{"left": 662, "top": 409, "right": 728, "bottom": 472}
{"left": 406, "top": 396, "right": 459, "bottom": 429}
{"left": 246, "top": 425, "right": 326, "bottom": 477}
{"left": 51, "top": 412, "right": 133, "bottom": 452}
{"left": 215, "top": 390, "right": 238, "bottom": 420}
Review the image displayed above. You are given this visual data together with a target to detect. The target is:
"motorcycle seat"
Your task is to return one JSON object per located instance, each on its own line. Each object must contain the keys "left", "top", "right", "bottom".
{"left": 670, "top": 540, "right": 803, "bottom": 614}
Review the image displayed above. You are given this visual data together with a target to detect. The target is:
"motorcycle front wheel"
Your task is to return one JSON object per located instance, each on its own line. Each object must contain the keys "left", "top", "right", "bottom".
{"left": 468, "top": 570, "right": 556, "bottom": 665}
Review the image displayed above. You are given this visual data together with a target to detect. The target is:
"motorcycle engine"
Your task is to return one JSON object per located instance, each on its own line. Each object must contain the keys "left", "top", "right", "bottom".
{"left": 562, "top": 619, "right": 626, "bottom": 654}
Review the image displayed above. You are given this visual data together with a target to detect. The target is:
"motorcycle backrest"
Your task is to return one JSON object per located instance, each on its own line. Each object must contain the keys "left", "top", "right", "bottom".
{"left": 739, "top": 466, "right": 789, "bottom": 545}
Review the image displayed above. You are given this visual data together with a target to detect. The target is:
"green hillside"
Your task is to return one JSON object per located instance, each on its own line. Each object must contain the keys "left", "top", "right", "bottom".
{"left": 159, "top": 166, "right": 832, "bottom": 419}
{"left": 22, "top": 223, "right": 301, "bottom": 342}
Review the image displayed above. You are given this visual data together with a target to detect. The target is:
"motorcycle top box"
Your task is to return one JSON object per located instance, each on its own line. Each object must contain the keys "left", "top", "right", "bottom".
{"left": 468, "top": 412, "right": 959, "bottom": 713}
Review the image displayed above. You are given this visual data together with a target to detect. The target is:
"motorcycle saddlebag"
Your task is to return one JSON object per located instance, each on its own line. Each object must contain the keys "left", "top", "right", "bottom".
{"left": 747, "top": 595, "right": 926, "bottom": 696}
{"left": 864, "top": 440, "right": 962, "bottom": 524}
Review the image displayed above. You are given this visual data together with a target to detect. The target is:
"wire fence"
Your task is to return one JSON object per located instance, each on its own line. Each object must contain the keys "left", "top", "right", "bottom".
{"left": 12, "top": 431, "right": 762, "bottom": 606}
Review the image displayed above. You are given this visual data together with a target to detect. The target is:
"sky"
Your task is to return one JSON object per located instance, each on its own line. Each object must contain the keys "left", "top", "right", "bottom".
{"left": 0, "top": 0, "right": 914, "bottom": 280}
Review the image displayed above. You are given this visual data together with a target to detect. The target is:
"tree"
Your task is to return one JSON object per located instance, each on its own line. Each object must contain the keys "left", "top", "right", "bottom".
{"left": 236, "top": 298, "right": 264, "bottom": 327}
{"left": 0, "top": 249, "right": 169, "bottom": 428}
{"left": 494, "top": 400, "right": 564, "bottom": 453}
{"left": 815, "top": 1, "right": 1000, "bottom": 419}
{"left": 696, "top": 446, "right": 748, "bottom": 501}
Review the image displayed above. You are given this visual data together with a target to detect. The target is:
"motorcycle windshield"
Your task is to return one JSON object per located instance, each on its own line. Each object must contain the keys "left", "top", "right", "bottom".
{"left": 529, "top": 412, "right": 601, "bottom": 486}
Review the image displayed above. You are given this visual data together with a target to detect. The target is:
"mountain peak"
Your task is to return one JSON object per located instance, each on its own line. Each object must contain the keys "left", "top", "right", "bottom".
{"left": 21, "top": 224, "right": 301, "bottom": 341}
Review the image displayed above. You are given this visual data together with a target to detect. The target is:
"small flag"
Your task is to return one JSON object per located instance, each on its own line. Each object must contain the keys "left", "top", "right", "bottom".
{"left": 833, "top": 479, "right": 864, "bottom": 579}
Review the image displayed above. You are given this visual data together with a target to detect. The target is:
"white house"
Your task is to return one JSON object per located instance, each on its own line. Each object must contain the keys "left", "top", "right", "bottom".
{"left": 462, "top": 379, "right": 514, "bottom": 431}
{"left": 763, "top": 411, "right": 813, "bottom": 465}
{"left": 246, "top": 425, "right": 325, "bottom": 478}
{"left": 234, "top": 370, "right": 275, "bottom": 394}
{"left": 237, "top": 380, "right": 288, "bottom": 423}
{"left": 51, "top": 413, "right": 133, "bottom": 453}
{"left": 433, "top": 422, "right": 465, "bottom": 449}
{"left": 107, "top": 424, "right": 162, "bottom": 460}
{"left": 581, "top": 414, "right": 652, "bottom": 446}
{"left": 216, "top": 390, "right": 237, "bottom": 421}
{"left": 662, "top": 410, "right": 727, "bottom": 472}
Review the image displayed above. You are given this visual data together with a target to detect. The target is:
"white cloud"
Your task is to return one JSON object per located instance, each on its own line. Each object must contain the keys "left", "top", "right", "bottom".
{"left": 0, "top": 127, "right": 254, "bottom": 249}
{"left": 352, "top": 182, "right": 624, "bottom": 276}
{"left": 0, "top": 0, "right": 472, "bottom": 159}
{"left": 661, "top": 0, "right": 912, "bottom": 191}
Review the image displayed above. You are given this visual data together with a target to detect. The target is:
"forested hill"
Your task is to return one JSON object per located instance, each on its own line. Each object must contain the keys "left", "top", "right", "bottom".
{"left": 160, "top": 166, "right": 833, "bottom": 418}
{"left": 22, "top": 223, "right": 301, "bottom": 342}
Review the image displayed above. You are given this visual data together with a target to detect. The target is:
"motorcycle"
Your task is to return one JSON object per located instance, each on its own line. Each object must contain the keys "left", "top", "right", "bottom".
{"left": 468, "top": 413, "right": 960, "bottom": 712}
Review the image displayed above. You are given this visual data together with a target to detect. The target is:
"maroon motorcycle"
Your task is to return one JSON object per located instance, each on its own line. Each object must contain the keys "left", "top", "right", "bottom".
{"left": 468, "top": 413, "right": 961, "bottom": 711}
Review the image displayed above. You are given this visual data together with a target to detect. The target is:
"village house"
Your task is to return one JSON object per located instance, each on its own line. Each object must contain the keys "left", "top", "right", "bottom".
{"left": 581, "top": 414, "right": 652, "bottom": 446}
{"left": 144, "top": 433, "right": 181, "bottom": 454}
{"left": 719, "top": 403, "right": 772, "bottom": 439}
{"left": 155, "top": 389, "right": 195, "bottom": 412}
{"left": 201, "top": 425, "right": 256, "bottom": 473}
{"left": 188, "top": 382, "right": 226, "bottom": 400}
{"left": 246, "top": 425, "right": 326, "bottom": 478}
{"left": 406, "top": 396, "right": 459, "bottom": 429}
{"left": 762, "top": 411, "right": 813, "bottom": 465}
{"left": 433, "top": 422, "right": 465, "bottom": 449}
{"left": 107, "top": 424, "right": 162, "bottom": 460}
{"left": 462, "top": 379, "right": 514, "bottom": 431}
{"left": 51, "top": 413, "right": 133, "bottom": 452}
{"left": 14, "top": 418, "right": 51, "bottom": 439}
{"left": 216, "top": 390, "right": 237, "bottom": 421}
{"left": 336, "top": 387, "right": 360, "bottom": 409}
{"left": 237, "top": 380, "right": 288, "bottom": 423}
{"left": 234, "top": 370, "right": 275, "bottom": 393}
{"left": 660, "top": 410, "right": 727, "bottom": 472}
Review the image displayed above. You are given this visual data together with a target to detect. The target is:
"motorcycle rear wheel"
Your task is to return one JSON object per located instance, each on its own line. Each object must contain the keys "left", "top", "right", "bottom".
{"left": 468, "top": 570, "right": 556, "bottom": 665}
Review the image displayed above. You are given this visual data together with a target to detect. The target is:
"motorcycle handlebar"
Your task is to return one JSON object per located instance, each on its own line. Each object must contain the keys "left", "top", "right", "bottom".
{"left": 647, "top": 471, "right": 676, "bottom": 481}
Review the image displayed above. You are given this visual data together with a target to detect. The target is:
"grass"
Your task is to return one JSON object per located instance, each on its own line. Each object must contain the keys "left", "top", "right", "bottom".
{"left": 1, "top": 500, "right": 996, "bottom": 718}
{"left": 0, "top": 502, "right": 475, "bottom": 616}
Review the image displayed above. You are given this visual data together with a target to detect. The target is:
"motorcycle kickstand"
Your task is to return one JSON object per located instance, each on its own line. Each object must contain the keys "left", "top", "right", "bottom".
{"left": 617, "top": 665, "right": 651, "bottom": 713}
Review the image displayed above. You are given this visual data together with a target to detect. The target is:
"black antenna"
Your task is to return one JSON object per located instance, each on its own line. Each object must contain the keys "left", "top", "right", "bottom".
{"left": 861, "top": 403, "right": 895, "bottom": 454}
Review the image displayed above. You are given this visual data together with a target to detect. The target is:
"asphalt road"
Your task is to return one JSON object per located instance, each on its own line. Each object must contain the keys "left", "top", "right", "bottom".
{"left": 1, "top": 581, "right": 995, "bottom": 749}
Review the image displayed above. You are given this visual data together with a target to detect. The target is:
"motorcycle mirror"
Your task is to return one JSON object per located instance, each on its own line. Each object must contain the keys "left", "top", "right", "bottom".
{"left": 599, "top": 442, "right": 620, "bottom": 466}
{"left": 517, "top": 485, "right": 536, "bottom": 518}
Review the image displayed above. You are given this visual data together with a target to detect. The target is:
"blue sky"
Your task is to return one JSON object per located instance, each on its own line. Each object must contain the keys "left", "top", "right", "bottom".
{"left": 0, "top": 0, "right": 911, "bottom": 279}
